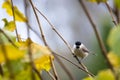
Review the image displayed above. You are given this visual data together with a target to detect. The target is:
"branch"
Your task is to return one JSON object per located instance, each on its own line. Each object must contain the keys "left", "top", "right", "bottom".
{"left": 10, "top": 0, "right": 19, "bottom": 42}
{"left": 54, "top": 55, "right": 75, "bottom": 80}
{"left": 47, "top": 71, "right": 56, "bottom": 80}
{"left": 50, "top": 56, "right": 60, "bottom": 80}
{"left": 0, "top": 65, "right": 3, "bottom": 76}
{"left": 53, "top": 52, "right": 95, "bottom": 77}
{"left": 29, "top": 0, "right": 47, "bottom": 46}
{"left": 0, "top": 29, "right": 18, "bottom": 48}
{"left": 105, "top": 2, "right": 117, "bottom": 25}
{"left": 78, "top": 0, "right": 114, "bottom": 71}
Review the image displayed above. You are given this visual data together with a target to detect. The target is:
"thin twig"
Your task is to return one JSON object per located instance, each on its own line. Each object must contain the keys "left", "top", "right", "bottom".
{"left": 105, "top": 2, "right": 117, "bottom": 25}
{"left": 0, "top": 29, "right": 18, "bottom": 48}
{"left": 47, "top": 71, "right": 56, "bottom": 80}
{"left": 50, "top": 56, "right": 60, "bottom": 80}
{"left": 53, "top": 52, "right": 95, "bottom": 77}
{"left": 24, "top": 0, "right": 42, "bottom": 40}
{"left": 35, "top": 7, "right": 93, "bottom": 77}
{"left": 54, "top": 55, "right": 75, "bottom": 80}
{"left": 24, "top": 1, "right": 43, "bottom": 80}
{"left": 0, "top": 65, "right": 3, "bottom": 76}
{"left": 10, "top": 0, "right": 19, "bottom": 42}
{"left": 78, "top": 0, "right": 114, "bottom": 71}
{"left": 29, "top": 0, "right": 47, "bottom": 46}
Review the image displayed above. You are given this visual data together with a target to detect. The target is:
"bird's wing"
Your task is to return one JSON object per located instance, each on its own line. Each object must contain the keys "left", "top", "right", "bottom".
{"left": 81, "top": 45, "right": 89, "bottom": 53}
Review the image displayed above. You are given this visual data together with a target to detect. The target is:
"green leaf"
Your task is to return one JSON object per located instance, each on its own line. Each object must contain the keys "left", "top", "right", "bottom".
{"left": 87, "top": 0, "right": 107, "bottom": 3}
{"left": 114, "top": 0, "right": 120, "bottom": 9}
{"left": 107, "top": 25, "right": 120, "bottom": 56}
{"left": 2, "top": 18, "right": 16, "bottom": 32}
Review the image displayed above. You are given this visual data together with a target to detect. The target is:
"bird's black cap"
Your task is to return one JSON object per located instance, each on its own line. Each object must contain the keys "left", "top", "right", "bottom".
{"left": 75, "top": 41, "right": 81, "bottom": 45}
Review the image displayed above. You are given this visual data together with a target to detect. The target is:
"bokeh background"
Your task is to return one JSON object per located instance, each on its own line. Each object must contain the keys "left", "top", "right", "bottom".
{"left": 0, "top": 0, "right": 114, "bottom": 79}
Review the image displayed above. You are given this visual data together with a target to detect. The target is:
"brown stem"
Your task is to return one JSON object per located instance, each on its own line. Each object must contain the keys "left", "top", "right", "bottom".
{"left": 29, "top": 0, "right": 47, "bottom": 46}
{"left": 0, "top": 65, "right": 3, "bottom": 76}
{"left": 0, "top": 29, "right": 18, "bottom": 48}
{"left": 78, "top": 0, "right": 114, "bottom": 71}
{"left": 53, "top": 52, "right": 95, "bottom": 77}
{"left": 105, "top": 2, "right": 117, "bottom": 25}
{"left": 54, "top": 55, "right": 75, "bottom": 80}
{"left": 50, "top": 56, "right": 60, "bottom": 80}
{"left": 10, "top": 0, "right": 19, "bottom": 42}
{"left": 47, "top": 71, "right": 56, "bottom": 80}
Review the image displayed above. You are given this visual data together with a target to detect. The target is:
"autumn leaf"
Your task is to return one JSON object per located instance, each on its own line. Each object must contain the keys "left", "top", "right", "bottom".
{"left": 2, "top": 1, "right": 27, "bottom": 22}
{"left": 17, "top": 38, "right": 54, "bottom": 71}
{"left": 95, "top": 69, "right": 115, "bottom": 80}
{"left": 2, "top": 18, "right": 15, "bottom": 32}
{"left": 0, "top": 44, "right": 26, "bottom": 63}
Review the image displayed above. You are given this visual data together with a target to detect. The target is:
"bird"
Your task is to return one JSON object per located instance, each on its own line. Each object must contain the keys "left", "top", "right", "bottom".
{"left": 73, "top": 41, "right": 89, "bottom": 59}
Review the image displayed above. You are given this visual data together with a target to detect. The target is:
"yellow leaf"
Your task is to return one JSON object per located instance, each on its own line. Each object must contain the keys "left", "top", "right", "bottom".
{"left": 95, "top": 69, "right": 115, "bottom": 80}
{"left": 2, "top": 18, "right": 15, "bottom": 32}
{"left": 107, "top": 52, "right": 120, "bottom": 67}
{"left": 87, "top": 0, "right": 107, "bottom": 3}
{"left": 83, "top": 77, "right": 94, "bottom": 80}
{"left": 0, "top": 44, "right": 26, "bottom": 63}
{"left": 31, "top": 43, "right": 54, "bottom": 71}
{"left": 17, "top": 38, "right": 54, "bottom": 71}
{"left": 2, "top": 1, "right": 27, "bottom": 22}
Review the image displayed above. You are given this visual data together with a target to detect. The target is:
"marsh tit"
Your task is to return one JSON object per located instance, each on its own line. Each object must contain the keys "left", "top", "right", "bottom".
{"left": 73, "top": 41, "right": 89, "bottom": 59}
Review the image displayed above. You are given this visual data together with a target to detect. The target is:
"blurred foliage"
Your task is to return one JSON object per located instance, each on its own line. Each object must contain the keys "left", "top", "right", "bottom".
{"left": 114, "top": 0, "right": 120, "bottom": 9}
{"left": 2, "top": 1, "right": 27, "bottom": 22}
{"left": 0, "top": 1, "right": 54, "bottom": 79}
{"left": 83, "top": 25, "right": 120, "bottom": 80}
{"left": 87, "top": 0, "right": 107, "bottom": 3}
{"left": 2, "top": 18, "right": 15, "bottom": 32}
{"left": 107, "top": 25, "right": 120, "bottom": 56}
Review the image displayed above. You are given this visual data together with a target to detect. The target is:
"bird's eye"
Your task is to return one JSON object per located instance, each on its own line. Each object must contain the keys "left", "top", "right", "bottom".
{"left": 75, "top": 41, "right": 81, "bottom": 45}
